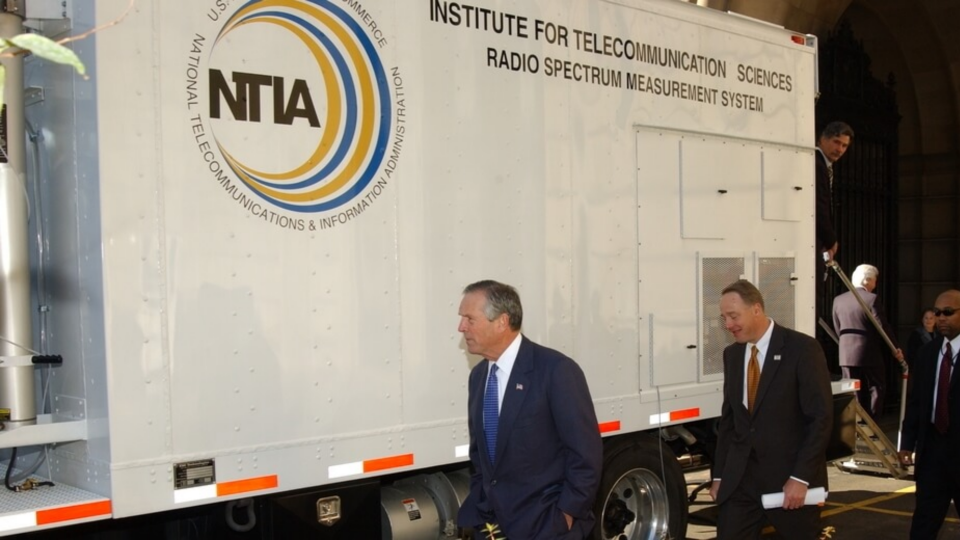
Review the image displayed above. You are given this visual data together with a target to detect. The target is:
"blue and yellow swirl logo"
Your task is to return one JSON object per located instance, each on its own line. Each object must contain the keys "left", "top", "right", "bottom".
{"left": 204, "top": 0, "right": 393, "bottom": 215}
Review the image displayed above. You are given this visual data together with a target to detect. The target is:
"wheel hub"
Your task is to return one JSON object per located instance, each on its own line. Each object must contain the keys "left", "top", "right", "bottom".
{"left": 599, "top": 468, "right": 669, "bottom": 540}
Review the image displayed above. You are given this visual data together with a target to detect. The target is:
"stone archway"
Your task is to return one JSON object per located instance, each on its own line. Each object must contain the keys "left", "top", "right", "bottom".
{"left": 839, "top": 1, "right": 960, "bottom": 343}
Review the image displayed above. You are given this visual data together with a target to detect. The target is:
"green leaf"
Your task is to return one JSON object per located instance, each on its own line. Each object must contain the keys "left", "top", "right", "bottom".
{"left": 8, "top": 33, "right": 85, "bottom": 76}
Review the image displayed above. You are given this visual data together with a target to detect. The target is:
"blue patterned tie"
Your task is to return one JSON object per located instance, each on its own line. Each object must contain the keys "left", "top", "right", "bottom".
{"left": 483, "top": 364, "right": 499, "bottom": 464}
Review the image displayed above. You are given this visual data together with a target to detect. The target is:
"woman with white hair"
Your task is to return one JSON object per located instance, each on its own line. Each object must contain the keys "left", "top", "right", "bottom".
{"left": 832, "top": 264, "right": 905, "bottom": 417}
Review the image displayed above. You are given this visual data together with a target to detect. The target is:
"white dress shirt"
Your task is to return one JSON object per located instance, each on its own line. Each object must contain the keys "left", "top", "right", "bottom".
{"left": 486, "top": 333, "right": 522, "bottom": 412}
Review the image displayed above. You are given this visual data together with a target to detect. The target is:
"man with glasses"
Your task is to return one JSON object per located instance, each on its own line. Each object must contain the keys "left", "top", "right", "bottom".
{"left": 898, "top": 290, "right": 960, "bottom": 539}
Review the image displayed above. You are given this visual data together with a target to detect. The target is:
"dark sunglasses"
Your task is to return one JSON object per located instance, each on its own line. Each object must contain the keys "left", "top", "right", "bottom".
{"left": 933, "top": 307, "right": 959, "bottom": 317}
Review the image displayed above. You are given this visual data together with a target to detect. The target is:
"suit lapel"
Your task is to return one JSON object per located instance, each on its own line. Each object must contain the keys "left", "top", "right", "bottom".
{"left": 492, "top": 336, "right": 532, "bottom": 470}
{"left": 752, "top": 323, "right": 784, "bottom": 414}
{"left": 947, "top": 339, "right": 960, "bottom": 393}
{"left": 919, "top": 342, "right": 941, "bottom": 418}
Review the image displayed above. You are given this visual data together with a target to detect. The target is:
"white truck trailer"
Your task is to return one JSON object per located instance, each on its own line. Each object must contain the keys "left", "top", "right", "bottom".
{"left": 0, "top": 0, "right": 855, "bottom": 538}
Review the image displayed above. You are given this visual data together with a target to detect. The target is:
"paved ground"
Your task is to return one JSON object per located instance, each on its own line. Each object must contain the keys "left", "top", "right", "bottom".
{"left": 682, "top": 413, "right": 960, "bottom": 539}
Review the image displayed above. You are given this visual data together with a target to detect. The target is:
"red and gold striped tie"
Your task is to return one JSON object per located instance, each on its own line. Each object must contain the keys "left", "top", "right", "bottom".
{"left": 747, "top": 345, "right": 760, "bottom": 414}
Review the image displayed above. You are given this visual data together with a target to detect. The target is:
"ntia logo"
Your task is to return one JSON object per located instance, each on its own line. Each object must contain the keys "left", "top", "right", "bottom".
{"left": 205, "top": 0, "right": 392, "bottom": 214}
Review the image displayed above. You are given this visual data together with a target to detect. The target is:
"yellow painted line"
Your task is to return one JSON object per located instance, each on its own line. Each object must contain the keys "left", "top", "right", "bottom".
{"left": 820, "top": 485, "right": 915, "bottom": 518}
{"left": 818, "top": 484, "right": 956, "bottom": 523}
{"left": 852, "top": 506, "right": 916, "bottom": 518}
{"left": 824, "top": 502, "right": 959, "bottom": 522}
{"left": 753, "top": 482, "right": 956, "bottom": 537}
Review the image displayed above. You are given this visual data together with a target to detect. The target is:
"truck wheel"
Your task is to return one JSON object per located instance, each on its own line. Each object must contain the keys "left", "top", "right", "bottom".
{"left": 592, "top": 435, "right": 688, "bottom": 540}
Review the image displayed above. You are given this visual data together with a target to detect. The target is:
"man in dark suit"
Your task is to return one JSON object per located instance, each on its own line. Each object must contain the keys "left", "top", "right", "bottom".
{"left": 710, "top": 279, "right": 833, "bottom": 540}
{"left": 815, "top": 121, "right": 853, "bottom": 269}
{"left": 898, "top": 289, "right": 960, "bottom": 539}
{"left": 832, "top": 264, "right": 904, "bottom": 417}
{"left": 456, "top": 280, "right": 602, "bottom": 539}
{"left": 815, "top": 121, "right": 853, "bottom": 368}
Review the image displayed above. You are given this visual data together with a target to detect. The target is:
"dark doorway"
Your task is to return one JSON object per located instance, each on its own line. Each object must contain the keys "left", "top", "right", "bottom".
{"left": 816, "top": 21, "right": 902, "bottom": 415}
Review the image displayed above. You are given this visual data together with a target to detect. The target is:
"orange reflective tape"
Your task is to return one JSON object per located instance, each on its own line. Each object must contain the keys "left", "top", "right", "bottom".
{"left": 669, "top": 408, "right": 700, "bottom": 421}
{"left": 853, "top": 380, "right": 861, "bottom": 390}
{"left": 36, "top": 500, "right": 112, "bottom": 525}
{"left": 217, "top": 475, "right": 278, "bottom": 497}
{"left": 363, "top": 454, "right": 414, "bottom": 473}
{"left": 598, "top": 421, "right": 621, "bottom": 433}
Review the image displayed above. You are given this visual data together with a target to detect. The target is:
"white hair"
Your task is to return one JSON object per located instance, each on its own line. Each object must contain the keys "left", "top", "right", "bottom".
{"left": 852, "top": 264, "right": 879, "bottom": 287}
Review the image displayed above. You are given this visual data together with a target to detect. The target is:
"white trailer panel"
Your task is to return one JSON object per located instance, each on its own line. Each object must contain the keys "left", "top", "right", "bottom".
{"left": 0, "top": 0, "right": 827, "bottom": 535}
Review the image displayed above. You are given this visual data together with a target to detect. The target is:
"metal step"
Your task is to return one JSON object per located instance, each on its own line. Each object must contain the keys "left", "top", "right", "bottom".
{"left": 835, "top": 402, "right": 908, "bottom": 479}
{"left": 0, "top": 462, "right": 111, "bottom": 536}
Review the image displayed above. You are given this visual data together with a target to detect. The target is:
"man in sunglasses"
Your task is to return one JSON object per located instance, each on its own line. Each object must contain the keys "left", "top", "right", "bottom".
{"left": 898, "top": 289, "right": 960, "bottom": 539}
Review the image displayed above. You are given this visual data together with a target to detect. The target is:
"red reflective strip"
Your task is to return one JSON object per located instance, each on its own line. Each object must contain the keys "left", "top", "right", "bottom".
{"left": 217, "top": 475, "right": 278, "bottom": 497}
{"left": 364, "top": 454, "right": 414, "bottom": 473}
{"left": 853, "top": 380, "right": 861, "bottom": 390}
{"left": 36, "top": 500, "right": 112, "bottom": 525}
{"left": 669, "top": 408, "right": 700, "bottom": 421}
{"left": 598, "top": 421, "right": 621, "bottom": 433}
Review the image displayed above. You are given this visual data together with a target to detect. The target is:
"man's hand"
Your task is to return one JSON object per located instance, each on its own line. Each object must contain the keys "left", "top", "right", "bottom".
{"left": 782, "top": 479, "right": 808, "bottom": 510}
{"left": 824, "top": 242, "right": 838, "bottom": 262}
{"left": 898, "top": 450, "right": 914, "bottom": 466}
{"left": 563, "top": 513, "right": 573, "bottom": 530}
{"left": 709, "top": 480, "right": 720, "bottom": 501}
{"left": 894, "top": 348, "right": 905, "bottom": 363}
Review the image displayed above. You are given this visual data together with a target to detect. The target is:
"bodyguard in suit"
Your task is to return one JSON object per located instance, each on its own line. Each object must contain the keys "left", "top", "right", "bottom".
{"left": 709, "top": 280, "right": 833, "bottom": 540}
{"left": 898, "top": 289, "right": 960, "bottom": 539}
{"left": 455, "top": 280, "right": 602, "bottom": 539}
{"left": 831, "top": 264, "right": 904, "bottom": 417}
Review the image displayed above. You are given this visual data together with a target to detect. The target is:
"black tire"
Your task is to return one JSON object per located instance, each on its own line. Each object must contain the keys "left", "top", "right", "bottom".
{"left": 591, "top": 434, "right": 688, "bottom": 540}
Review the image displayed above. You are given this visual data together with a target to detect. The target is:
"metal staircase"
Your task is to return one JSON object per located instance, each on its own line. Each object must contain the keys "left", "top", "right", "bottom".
{"left": 835, "top": 401, "right": 907, "bottom": 479}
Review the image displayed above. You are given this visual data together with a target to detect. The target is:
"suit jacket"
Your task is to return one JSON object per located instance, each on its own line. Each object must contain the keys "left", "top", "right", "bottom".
{"left": 815, "top": 151, "right": 836, "bottom": 252}
{"left": 832, "top": 288, "right": 899, "bottom": 368}
{"left": 900, "top": 337, "right": 960, "bottom": 458}
{"left": 712, "top": 323, "right": 833, "bottom": 504}
{"left": 906, "top": 327, "right": 938, "bottom": 369}
{"left": 457, "top": 336, "right": 603, "bottom": 539}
